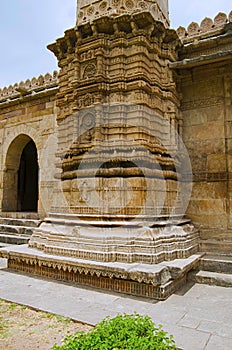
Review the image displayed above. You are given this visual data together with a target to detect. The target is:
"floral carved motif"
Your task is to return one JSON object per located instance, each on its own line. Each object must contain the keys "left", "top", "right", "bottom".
{"left": 83, "top": 63, "right": 97, "bottom": 79}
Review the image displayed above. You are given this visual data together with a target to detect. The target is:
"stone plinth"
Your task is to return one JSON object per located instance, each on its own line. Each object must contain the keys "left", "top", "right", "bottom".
{"left": 29, "top": 214, "right": 198, "bottom": 264}
{"left": 0, "top": 244, "right": 201, "bottom": 300}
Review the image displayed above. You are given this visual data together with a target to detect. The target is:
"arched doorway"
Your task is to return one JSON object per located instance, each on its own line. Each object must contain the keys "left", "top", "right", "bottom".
{"left": 17, "top": 140, "right": 38, "bottom": 211}
{"left": 2, "top": 135, "right": 39, "bottom": 212}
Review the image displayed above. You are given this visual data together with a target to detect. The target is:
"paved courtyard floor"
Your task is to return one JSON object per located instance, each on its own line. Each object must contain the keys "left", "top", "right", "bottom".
{"left": 0, "top": 258, "right": 231, "bottom": 350}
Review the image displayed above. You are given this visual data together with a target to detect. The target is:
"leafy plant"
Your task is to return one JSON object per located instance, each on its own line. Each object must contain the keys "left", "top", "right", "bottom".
{"left": 52, "top": 313, "right": 177, "bottom": 350}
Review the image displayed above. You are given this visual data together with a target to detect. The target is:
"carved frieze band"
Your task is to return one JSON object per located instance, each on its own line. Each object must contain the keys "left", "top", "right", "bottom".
{"left": 182, "top": 97, "right": 223, "bottom": 111}
{"left": 6, "top": 257, "right": 187, "bottom": 299}
{"left": 77, "top": 0, "right": 169, "bottom": 28}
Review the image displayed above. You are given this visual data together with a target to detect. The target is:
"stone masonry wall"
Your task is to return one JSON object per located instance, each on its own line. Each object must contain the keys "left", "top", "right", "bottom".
{"left": 180, "top": 58, "right": 232, "bottom": 252}
{"left": 0, "top": 73, "right": 58, "bottom": 217}
{"left": 174, "top": 10, "right": 232, "bottom": 253}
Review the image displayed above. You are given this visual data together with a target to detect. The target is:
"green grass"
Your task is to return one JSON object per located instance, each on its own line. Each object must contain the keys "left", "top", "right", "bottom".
{"left": 0, "top": 316, "right": 9, "bottom": 339}
{"left": 7, "top": 303, "right": 18, "bottom": 311}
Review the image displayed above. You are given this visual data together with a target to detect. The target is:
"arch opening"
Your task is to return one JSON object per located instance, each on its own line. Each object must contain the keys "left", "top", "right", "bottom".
{"left": 2, "top": 135, "right": 39, "bottom": 212}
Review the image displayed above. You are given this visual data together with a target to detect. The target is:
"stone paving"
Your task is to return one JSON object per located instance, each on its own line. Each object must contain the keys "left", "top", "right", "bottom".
{"left": 0, "top": 258, "right": 231, "bottom": 350}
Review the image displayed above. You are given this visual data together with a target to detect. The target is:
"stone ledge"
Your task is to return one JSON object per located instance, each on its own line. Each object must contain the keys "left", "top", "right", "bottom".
{"left": 200, "top": 254, "right": 232, "bottom": 274}
{"left": 170, "top": 50, "right": 232, "bottom": 70}
{"left": 0, "top": 244, "right": 201, "bottom": 300}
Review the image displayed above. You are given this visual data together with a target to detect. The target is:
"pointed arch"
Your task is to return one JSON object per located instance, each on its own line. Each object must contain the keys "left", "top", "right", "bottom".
{"left": 2, "top": 134, "right": 39, "bottom": 212}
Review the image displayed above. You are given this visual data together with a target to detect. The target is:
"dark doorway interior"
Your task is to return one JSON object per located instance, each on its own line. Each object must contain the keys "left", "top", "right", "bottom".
{"left": 17, "top": 140, "right": 38, "bottom": 212}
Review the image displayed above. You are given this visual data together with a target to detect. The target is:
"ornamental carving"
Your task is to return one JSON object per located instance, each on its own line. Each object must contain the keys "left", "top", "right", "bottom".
{"left": 81, "top": 113, "right": 95, "bottom": 130}
{"left": 76, "top": 0, "right": 169, "bottom": 28}
{"left": 87, "top": 5, "right": 95, "bottom": 16}
{"left": 187, "top": 22, "right": 200, "bottom": 36}
{"left": 0, "top": 71, "right": 58, "bottom": 102}
{"left": 125, "top": 0, "right": 134, "bottom": 10}
{"left": 99, "top": 1, "right": 107, "bottom": 12}
{"left": 76, "top": 93, "right": 95, "bottom": 108}
{"left": 112, "top": 0, "right": 120, "bottom": 6}
{"left": 200, "top": 17, "right": 213, "bottom": 32}
{"left": 176, "top": 26, "right": 187, "bottom": 38}
{"left": 177, "top": 10, "right": 232, "bottom": 41}
{"left": 80, "top": 50, "right": 95, "bottom": 61}
{"left": 229, "top": 11, "right": 232, "bottom": 22}
{"left": 78, "top": 11, "right": 84, "bottom": 19}
{"left": 182, "top": 97, "right": 223, "bottom": 111}
{"left": 139, "top": 1, "right": 148, "bottom": 10}
{"left": 214, "top": 12, "right": 227, "bottom": 26}
{"left": 83, "top": 63, "right": 97, "bottom": 79}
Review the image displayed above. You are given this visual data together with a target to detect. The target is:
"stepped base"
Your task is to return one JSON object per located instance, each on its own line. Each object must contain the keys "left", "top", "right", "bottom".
{"left": 0, "top": 212, "right": 40, "bottom": 220}
{"left": 200, "top": 254, "right": 232, "bottom": 274}
{"left": 0, "top": 214, "right": 41, "bottom": 246}
{"left": 0, "top": 244, "right": 201, "bottom": 300}
{"left": 188, "top": 254, "right": 232, "bottom": 288}
{"left": 0, "top": 234, "right": 30, "bottom": 245}
{"left": 199, "top": 229, "right": 232, "bottom": 256}
{"left": 188, "top": 270, "right": 232, "bottom": 288}
{"left": 29, "top": 215, "right": 199, "bottom": 265}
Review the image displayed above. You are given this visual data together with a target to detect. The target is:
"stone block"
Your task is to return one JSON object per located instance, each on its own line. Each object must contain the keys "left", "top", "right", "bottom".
{"left": 184, "top": 106, "right": 224, "bottom": 126}
{"left": 186, "top": 212, "right": 228, "bottom": 229}
{"left": 191, "top": 182, "right": 227, "bottom": 200}
{"left": 188, "top": 154, "right": 207, "bottom": 174}
{"left": 227, "top": 212, "right": 232, "bottom": 230}
{"left": 188, "top": 199, "right": 226, "bottom": 215}
{"left": 5, "top": 108, "right": 26, "bottom": 118}
{"left": 227, "top": 155, "right": 232, "bottom": 172}
{"left": 206, "top": 154, "right": 226, "bottom": 173}
{"left": 227, "top": 139, "right": 232, "bottom": 155}
{"left": 183, "top": 123, "right": 224, "bottom": 142}
{"left": 185, "top": 139, "right": 225, "bottom": 158}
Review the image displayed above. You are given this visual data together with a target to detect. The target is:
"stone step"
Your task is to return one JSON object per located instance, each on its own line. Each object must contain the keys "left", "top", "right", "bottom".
{"left": 0, "top": 242, "right": 13, "bottom": 248}
{"left": 0, "top": 233, "right": 30, "bottom": 245}
{"left": 188, "top": 270, "right": 232, "bottom": 288}
{"left": 0, "top": 212, "right": 40, "bottom": 220}
{"left": 199, "top": 254, "right": 232, "bottom": 274}
{"left": 0, "top": 224, "right": 34, "bottom": 235}
{"left": 0, "top": 217, "right": 41, "bottom": 228}
{"left": 0, "top": 215, "right": 41, "bottom": 246}
{"left": 199, "top": 240, "right": 232, "bottom": 256}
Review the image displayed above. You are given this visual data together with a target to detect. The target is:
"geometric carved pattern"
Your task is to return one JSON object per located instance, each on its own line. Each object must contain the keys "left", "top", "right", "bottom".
{"left": 81, "top": 113, "right": 95, "bottom": 130}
